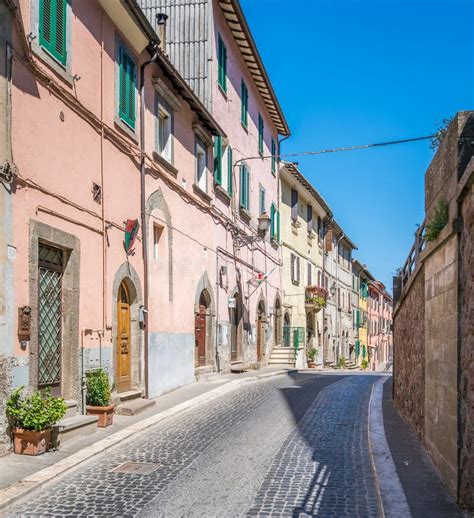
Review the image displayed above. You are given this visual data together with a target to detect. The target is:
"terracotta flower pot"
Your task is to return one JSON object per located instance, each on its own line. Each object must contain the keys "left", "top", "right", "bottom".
{"left": 13, "top": 427, "right": 51, "bottom": 456}
{"left": 307, "top": 361, "right": 316, "bottom": 368}
{"left": 86, "top": 404, "right": 115, "bottom": 427}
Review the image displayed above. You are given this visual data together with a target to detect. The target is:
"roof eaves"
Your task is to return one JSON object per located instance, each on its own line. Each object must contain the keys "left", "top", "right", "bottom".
{"left": 219, "top": 0, "right": 290, "bottom": 136}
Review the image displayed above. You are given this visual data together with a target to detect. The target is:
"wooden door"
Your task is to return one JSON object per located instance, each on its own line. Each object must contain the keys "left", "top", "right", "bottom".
{"left": 116, "top": 283, "right": 131, "bottom": 392}
{"left": 256, "top": 317, "right": 265, "bottom": 361}
{"left": 195, "top": 305, "right": 206, "bottom": 366}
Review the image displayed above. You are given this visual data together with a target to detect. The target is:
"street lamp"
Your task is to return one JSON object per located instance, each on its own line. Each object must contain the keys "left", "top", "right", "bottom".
{"left": 232, "top": 211, "right": 271, "bottom": 249}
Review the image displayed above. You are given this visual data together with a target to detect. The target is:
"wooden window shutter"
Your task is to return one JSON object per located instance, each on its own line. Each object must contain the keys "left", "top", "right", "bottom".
{"left": 325, "top": 228, "right": 333, "bottom": 251}
{"left": 119, "top": 48, "right": 136, "bottom": 129}
{"left": 214, "top": 136, "right": 222, "bottom": 185}
{"left": 227, "top": 146, "right": 233, "bottom": 195}
{"left": 297, "top": 257, "right": 300, "bottom": 284}
{"left": 307, "top": 262, "right": 312, "bottom": 285}
{"left": 290, "top": 254, "right": 295, "bottom": 282}
{"left": 258, "top": 113, "right": 264, "bottom": 154}
{"left": 271, "top": 138, "right": 277, "bottom": 173}
{"left": 291, "top": 189, "right": 298, "bottom": 220}
{"left": 39, "top": 0, "right": 67, "bottom": 65}
{"left": 307, "top": 204, "right": 313, "bottom": 232}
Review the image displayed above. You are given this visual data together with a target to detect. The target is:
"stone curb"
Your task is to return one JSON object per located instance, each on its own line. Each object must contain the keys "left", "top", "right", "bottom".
{"left": 368, "top": 376, "right": 411, "bottom": 518}
{"left": 0, "top": 369, "right": 291, "bottom": 512}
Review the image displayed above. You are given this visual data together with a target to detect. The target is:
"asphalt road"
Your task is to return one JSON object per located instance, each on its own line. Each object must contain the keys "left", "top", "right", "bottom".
{"left": 8, "top": 372, "right": 381, "bottom": 517}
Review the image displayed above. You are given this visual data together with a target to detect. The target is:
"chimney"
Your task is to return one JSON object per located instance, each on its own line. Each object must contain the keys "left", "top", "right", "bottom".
{"left": 156, "top": 13, "right": 168, "bottom": 51}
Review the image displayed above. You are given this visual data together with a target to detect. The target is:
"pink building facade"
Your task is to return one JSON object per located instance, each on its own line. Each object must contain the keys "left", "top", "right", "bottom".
{"left": 0, "top": 0, "right": 289, "bottom": 452}
{"left": 368, "top": 280, "right": 393, "bottom": 370}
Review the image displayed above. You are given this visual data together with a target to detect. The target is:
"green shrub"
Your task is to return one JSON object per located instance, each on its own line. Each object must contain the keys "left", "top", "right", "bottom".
{"left": 425, "top": 199, "right": 449, "bottom": 242}
{"left": 361, "top": 359, "right": 369, "bottom": 370}
{"left": 338, "top": 356, "right": 346, "bottom": 368}
{"left": 6, "top": 386, "right": 67, "bottom": 431}
{"left": 86, "top": 368, "right": 111, "bottom": 407}
{"left": 307, "top": 347, "right": 318, "bottom": 362}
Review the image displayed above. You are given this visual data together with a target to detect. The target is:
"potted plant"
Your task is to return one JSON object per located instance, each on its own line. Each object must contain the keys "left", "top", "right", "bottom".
{"left": 7, "top": 386, "right": 67, "bottom": 455}
{"left": 307, "top": 347, "right": 318, "bottom": 368}
{"left": 361, "top": 359, "right": 368, "bottom": 370}
{"left": 86, "top": 368, "right": 115, "bottom": 427}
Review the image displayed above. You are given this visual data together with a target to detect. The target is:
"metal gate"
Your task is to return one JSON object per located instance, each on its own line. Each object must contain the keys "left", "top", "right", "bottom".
{"left": 38, "top": 243, "right": 64, "bottom": 389}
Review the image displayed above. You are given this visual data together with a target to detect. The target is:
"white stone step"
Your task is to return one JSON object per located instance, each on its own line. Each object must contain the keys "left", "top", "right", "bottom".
{"left": 53, "top": 414, "right": 99, "bottom": 445}
{"left": 117, "top": 398, "right": 155, "bottom": 416}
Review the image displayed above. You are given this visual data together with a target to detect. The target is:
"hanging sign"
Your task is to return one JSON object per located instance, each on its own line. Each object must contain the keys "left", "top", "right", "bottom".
{"left": 124, "top": 219, "right": 140, "bottom": 256}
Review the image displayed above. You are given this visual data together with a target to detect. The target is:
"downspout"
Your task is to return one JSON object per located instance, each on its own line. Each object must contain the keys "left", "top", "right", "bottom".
{"left": 321, "top": 216, "right": 332, "bottom": 366}
{"left": 140, "top": 43, "right": 159, "bottom": 399}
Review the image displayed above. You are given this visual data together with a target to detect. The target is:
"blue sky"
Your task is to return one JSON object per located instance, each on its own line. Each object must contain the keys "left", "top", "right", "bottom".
{"left": 240, "top": 0, "right": 474, "bottom": 290}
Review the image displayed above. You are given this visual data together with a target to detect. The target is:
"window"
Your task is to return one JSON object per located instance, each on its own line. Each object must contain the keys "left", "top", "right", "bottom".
{"left": 39, "top": 0, "right": 67, "bottom": 65}
{"left": 239, "top": 164, "right": 250, "bottom": 210}
{"left": 317, "top": 270, "right": 321, "bottom": 287}
{"left": 241, "top": 80, "right": 248, "bottom": 127}
{"left": 214, "top": 135, "right": 223, "bottom": 185}
{"left": 291, "top": 254, "right": 300, "bottom": 284}
{"left": 307, "top": 204, "right": 313, "bottom": 233}
{"left": 258, "top": 113, "right": 264, "bottom": 155}
{"left": 291, "top": 189, "right": 298, "bottom": 221}
{"left": 270, "top": 203, "right": 280, "bottom": 242}
{"left": 156, "top": 101, "right": 172, "bottom": 161}
{"left": 217, "top": 35, "right": 227, "bottom": 92}
{"left": 119, "top": 47, "right": 136, "bottom": 129}
{"left": 307, "top": 262, "right": 312, "bottom": 285}
{"left": 227, "top": 146, "right": 233, "bottom": 195}
{"left": 153, "top": 225, "right": 163, "bottom": 260}
{"left": 259, "top": 186, "right": 266, "bottom": 215}
{"left": 271, "top": 138, "right": 277, "bottom": 174}
{"left": 196, "top": 139, "right": 207, "bottom": 192}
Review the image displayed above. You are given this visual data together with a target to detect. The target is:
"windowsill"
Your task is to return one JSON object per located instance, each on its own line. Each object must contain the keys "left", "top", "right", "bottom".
{"left": 217, "top": 83, "right": 228, "bottom": 100}
{"left": 152, "top": 151, "right": 178, "bottom": 177}
{"left": 239, "top": 207, "right": 251, "bottom": 221}
{"left": 192, "top": 183, "right": 212, "bottom": 203}
{"left": 291, "top": 219, "right": 301, "bottom": 228}
{"left": 241, "top": 121, "right": 249, "bottom": 133}
{"left": 214, "top": 183, "right": 231, "bottom": 202}
{"left": 31, "top": 42, "right": 73, "bottom": 86}
{"left": 114, "top": 117, "right": 138, "bottom": 144}
{"left": 270, "top": 238, "right": 279, "bottom": 249}
{"left": 292, "top": 280, "right": 300, "bottom": 286}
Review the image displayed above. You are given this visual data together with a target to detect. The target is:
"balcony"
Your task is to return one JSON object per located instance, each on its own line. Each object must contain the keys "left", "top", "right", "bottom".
{"left": 305, "top": 285, "right": 328, "bottom": 312}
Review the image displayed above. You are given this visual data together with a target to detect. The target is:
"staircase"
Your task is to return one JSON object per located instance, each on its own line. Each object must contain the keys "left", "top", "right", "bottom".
{"left": 268, "top": 346, "right": 296, "bottom": 367}
{"left": 115, "top": 390, "right": 155, "bottom": 416}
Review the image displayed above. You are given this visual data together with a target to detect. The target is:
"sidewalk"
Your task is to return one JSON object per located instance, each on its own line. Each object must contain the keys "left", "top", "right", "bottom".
{"left": 382, "top": 378, "right": 465, "bottom": 517}
{"left": 0, "top": 366, "right": 290, "bottom": 508}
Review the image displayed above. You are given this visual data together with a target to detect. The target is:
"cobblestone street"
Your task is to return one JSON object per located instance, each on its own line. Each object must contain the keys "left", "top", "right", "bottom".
{"left": 6, "top": 373, "right": 382, "bottom": 517}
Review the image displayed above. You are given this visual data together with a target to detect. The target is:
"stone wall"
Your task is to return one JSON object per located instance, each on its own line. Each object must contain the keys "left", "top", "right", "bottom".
{"left": 394, "top": 112, "right": 474, "bottom": 511}
{"left": 393, "top": 267, "right": 425, "bottom": 439}
{"left": 459, "top": 158, "right": 474, "bottom": 509}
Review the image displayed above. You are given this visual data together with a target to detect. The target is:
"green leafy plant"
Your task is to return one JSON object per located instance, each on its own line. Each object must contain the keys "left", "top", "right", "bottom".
{"left": 361, "top": 359, "right": 368, "bottom": 370}
{"left": 6, "top": 386, "right": 67, "bottom": 431}
{"left": 425, "top": 199, "right": 449, "bottom": 242}
{"left": 86, "top": 369, "right": 111, "bottom": 407}
{"left": 307, "top": 347, "right": 318, "bottom": 362}
{"left": 338, "top": 356, "right": 346, "bottom": 368}
{"left": 430, "top": 117, "right": 453, "bottom": 152}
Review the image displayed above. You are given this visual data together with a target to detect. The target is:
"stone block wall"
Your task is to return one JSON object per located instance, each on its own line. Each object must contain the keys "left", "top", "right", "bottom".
{"left": 459, "top": 160, "right": 474, "bottom": 509}
{"left": 393, "top": 268, "right": 425, "bottom": 439}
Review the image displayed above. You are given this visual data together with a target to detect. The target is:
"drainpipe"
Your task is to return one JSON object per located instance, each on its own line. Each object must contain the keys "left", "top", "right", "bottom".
{"left": 140, "top": 43, "right": 159, "bottom": 399}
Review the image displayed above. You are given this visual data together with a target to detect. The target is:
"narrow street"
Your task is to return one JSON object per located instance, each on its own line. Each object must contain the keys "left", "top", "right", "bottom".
{"left": 8, "top": 373, "right": 380, "bottom": 517}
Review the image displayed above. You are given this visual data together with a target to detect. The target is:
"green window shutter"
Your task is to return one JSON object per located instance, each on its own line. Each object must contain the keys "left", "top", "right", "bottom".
{"left": 241, "top": 80, "right": 248, "bottom": 127}
{"left": 270, "top": 203, "right": 276, "bottom": 240}
{"left": 227, "top": 146, "right": 233, "bottom": 195}
{"left": 240, "top": 165, "right": 249, "bottom": 210}
{"left": 218, "top": 35, "right": 227, "bottom": 92}
{"left": 276, "top": 209, "right": 280, "bottom": 242}
{"left": 39, "top": 0, "right": 67, "bottom": 65}
{"left": 214, "top": 135, "right": 222, "bottom": 185}
{"left": 118, "top": 48, "right": 136, "bottom": 129}
{"left": 271, "top": 138, "right": 277, "bottom": 173}
{"left": 258, "top": 113, "right": 264, "bottom": 154}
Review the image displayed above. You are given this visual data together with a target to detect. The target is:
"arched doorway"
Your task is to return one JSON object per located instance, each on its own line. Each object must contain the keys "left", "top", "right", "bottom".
{"left": 230, "top": 291, "right": 243, "bottom": 362}
{"left": 256, "top": 299, "right": 266, "bottom": 362}
{"left": 116, "top": 281, "right": 131, "bottom": 392}
{"left": 195, "top": 290, "right": 211, "bottom": 367}
{"left": 273, "top": 297, "right": 282, "bottom": 346}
